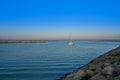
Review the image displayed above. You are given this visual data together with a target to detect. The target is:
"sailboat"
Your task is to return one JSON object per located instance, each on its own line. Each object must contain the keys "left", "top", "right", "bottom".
{"left": 68, "top": 33, "right": 73, "bottom": 46}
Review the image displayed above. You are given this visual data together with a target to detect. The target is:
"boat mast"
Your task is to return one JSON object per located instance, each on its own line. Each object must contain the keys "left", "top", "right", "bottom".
{"left": 68, "top": 32, "right": 73, "bottom": 46}
{"left": 69, "top": 32, "right": 71, "bottom": 41}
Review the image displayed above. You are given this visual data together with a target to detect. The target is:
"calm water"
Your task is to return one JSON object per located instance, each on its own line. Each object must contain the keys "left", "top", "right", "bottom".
{"left": 0, "top": 40, "right": 120, "bottom": 80}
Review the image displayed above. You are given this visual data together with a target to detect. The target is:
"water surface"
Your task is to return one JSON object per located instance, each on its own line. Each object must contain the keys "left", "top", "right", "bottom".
{"left": 0, "top": 41, "right": 120, "bottom": 80}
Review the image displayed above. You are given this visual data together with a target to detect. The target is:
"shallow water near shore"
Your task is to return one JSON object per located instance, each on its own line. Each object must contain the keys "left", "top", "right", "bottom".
{"left": 0, "top": 40, "right": 120, "bottom": 80}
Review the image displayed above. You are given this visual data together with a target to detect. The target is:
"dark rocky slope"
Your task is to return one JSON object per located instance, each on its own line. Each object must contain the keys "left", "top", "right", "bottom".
{"left": 60, "top": 46, "right": 120, "bottom": 80}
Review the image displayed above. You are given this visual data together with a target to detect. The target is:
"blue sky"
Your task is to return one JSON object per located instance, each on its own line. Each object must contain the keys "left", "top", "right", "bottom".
{"left": 0, "top": 0, "right": 120, "bottom": 40}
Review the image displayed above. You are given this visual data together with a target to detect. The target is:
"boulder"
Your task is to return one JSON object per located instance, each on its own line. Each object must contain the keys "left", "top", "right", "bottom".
{"left": 90, "top": 74, "right": 107, "bottom": 80}
{"left": 102, "top": 66, "right": 114, "bottom": 75}
{"left": 72, "top": 70, "right": 85, "bottom": 80}
{"left": 114, "top": 76, "right": 120, "bottom": 80}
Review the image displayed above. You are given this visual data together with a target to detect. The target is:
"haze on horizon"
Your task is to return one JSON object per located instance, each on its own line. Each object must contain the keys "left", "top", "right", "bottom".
{"left": 0, "top": 0, "right": 120, "bottom": 40}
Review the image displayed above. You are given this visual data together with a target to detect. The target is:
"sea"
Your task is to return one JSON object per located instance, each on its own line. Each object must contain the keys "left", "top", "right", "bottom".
{"left": 0, "top": 40, "right": 120, "bottom": 80}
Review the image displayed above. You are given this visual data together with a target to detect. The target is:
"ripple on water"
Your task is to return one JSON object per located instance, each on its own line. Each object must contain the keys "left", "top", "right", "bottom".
{"left": 0, "top": 41, "right": 119, "bottom": 80}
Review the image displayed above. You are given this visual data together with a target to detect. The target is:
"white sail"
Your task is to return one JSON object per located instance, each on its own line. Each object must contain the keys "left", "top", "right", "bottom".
{"left": 68, "top": 40, "right": 73, "bottom": 46}
{"left": 68, "top": 33, "right": 73, "bottom": 46}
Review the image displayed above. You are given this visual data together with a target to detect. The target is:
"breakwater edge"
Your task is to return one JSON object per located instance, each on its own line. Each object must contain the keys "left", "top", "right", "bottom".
{"left": 60, "top": 46, "right": 120, "bottom": 80}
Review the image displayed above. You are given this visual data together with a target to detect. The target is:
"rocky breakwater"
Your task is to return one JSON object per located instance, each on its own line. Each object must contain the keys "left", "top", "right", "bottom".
{"left": 60, "top": 46, "right": 120, "bottom": 80}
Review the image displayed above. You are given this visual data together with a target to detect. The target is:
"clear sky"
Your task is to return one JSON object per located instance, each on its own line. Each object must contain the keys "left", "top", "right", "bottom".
{"left": 0, "top": 0, "right": 120, "bottom": 40}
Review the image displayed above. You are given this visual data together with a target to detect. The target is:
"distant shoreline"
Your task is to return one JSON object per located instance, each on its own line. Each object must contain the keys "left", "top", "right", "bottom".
{"left": 0, "top": 40, "right": 120, "bottom": 44}
{"left": 0, "top": 40, "right": 46, "bottom": 44}
{"left": 90, "top": 40, "right": 120, "bottom": 42}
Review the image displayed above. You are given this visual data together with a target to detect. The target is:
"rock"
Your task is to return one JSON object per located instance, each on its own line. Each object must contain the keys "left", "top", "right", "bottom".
{"left": 95, "top": 67, "right": 102, "bottom": 74}
{"left": 106, "top": 75, "right": 114, "bottom": 80}
{"left": 102, "top": 66, "right": 114, "bottom": 75}
{"left": 90, "top": 74, "right": 107, "bottom": 80}
{"left": 72, "top": 70, "right": 85, "bottom": 80}
{"left": 114, "top": 64, "right": 120, "bottom": 76}
{"left": 114, "top": 76, "right": 120, "bottom": 80}
{"left": 89, "top": 64, "right": 97, "bottom": 71}
{"left": 115, "top": 64, "right": 120, "bottom": 72}
{"left": 104, "top": 63, "right": 111, "bottom": 66}
{"left": 62, "top": 73, "right": 73, "bottom": 80}
{"left": 86, "top": 70, "right": 93, "bottom": 75}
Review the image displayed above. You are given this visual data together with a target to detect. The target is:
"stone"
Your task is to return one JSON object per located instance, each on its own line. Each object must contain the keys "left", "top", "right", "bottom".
{"left": 90, "top": 74, "right": 107, "bottom": 80}
{"left": 114, "top": 76, "right": 120, "bottom": 80}
{"left": 86, "top": 70, "right": 93, "bottom": 75}
{"left": 114, "top": 64, "right": 120, "bottom": 76}
{"left": 89, "top": 64, "right": 97, "bottom": 70}
{"left": 72, "top": 70, "right": 85, "bottom": 80}
{"left": 62, "top": 73, "right": 73, "bottom": 80}
{"left": 103, "top": 66, "right": 114, "bottom": 75}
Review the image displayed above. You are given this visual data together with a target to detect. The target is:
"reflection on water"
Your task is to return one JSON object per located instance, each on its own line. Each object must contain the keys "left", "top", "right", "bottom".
{"left": 0, "top": 40, "right": 119, "bottom": 80}
{"left": 68, "top": 46, "right": 73, "bottom": 53}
